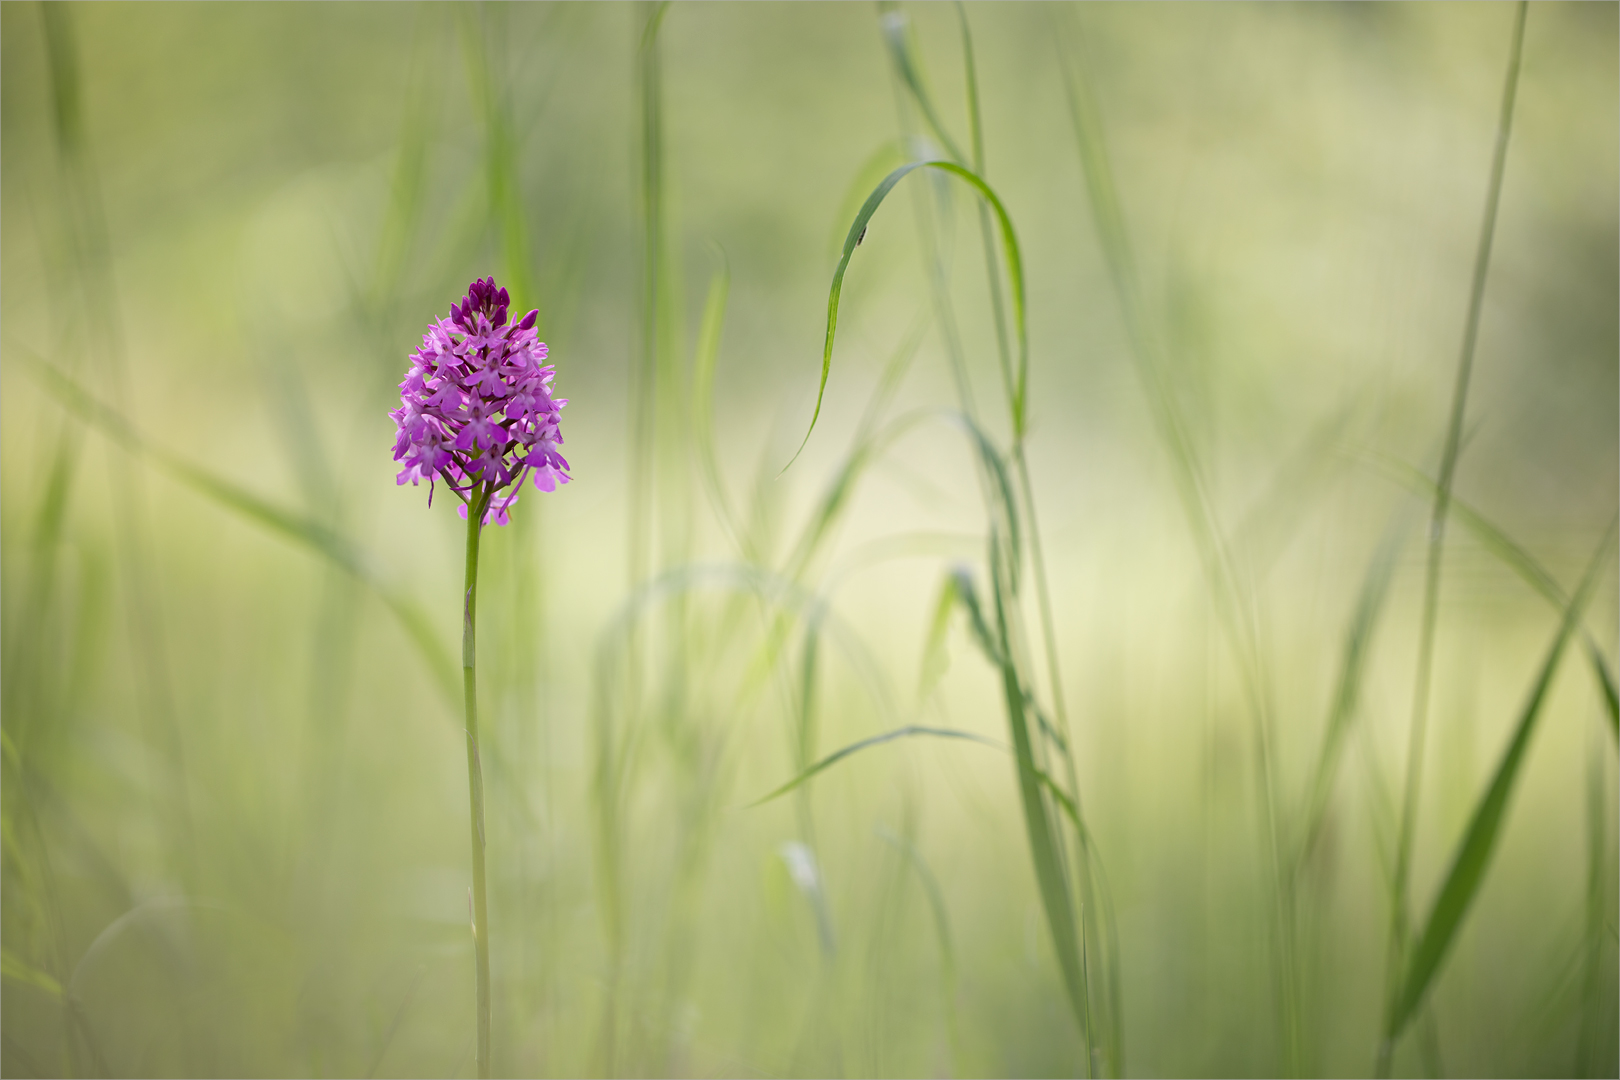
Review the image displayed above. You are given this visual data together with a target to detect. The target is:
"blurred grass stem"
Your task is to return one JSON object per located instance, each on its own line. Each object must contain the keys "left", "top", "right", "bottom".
{"left": 1379, "top": 5, "right": 1526, "bottom": 1073}
{"left": 37, "top": 0, "right": 196, "bottom": 882}
{"left": 1055, "top": 13, "right": 1297, "bottom": 1070}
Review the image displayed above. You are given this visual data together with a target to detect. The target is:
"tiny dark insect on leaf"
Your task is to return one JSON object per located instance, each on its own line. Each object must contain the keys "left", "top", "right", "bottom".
{"left": 856, "top": 225, "right": 868, "bottom": 247}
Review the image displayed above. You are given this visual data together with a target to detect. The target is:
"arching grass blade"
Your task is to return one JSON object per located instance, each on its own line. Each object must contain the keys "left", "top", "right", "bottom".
{"left": 749, "top": 725, "right": 1000, "bottom": 807}
{"left": 784, "top": 159, "right": 1027, "bottom": 472}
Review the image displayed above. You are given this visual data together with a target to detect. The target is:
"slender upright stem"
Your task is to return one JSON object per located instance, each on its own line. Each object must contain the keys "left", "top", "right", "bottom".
{"left": 463, "top": 483, "right": 493, "bottom": 1079}
{"left": 1378, "top": 5, "right": 1526, "bottom": 1075}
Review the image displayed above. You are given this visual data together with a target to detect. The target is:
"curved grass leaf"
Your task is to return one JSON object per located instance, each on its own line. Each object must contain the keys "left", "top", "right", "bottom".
{"left": 827, "top": 140, "right": 911, "bottom": 266}
{"left": 1387, "top": 520, "right": 1616, "bottom": 1042}
{"left": 785, "top": 159, "right": 1027, "bottom": 473}
{"left": 750, "top": 725, "right": 1000, "bottom": 807}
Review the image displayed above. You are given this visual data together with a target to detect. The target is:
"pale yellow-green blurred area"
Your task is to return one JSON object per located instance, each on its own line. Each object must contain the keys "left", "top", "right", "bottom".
{"left": 2, "top": 3, "right": 1616, "bottom": 1078}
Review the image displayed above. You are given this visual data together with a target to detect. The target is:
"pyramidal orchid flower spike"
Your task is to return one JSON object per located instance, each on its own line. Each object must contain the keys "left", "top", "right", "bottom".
{"left": 392, "top": 277, "right": 568, "bottom": 1080}
{"left": 391, "top": 276, "right": 569, "bottom": 526}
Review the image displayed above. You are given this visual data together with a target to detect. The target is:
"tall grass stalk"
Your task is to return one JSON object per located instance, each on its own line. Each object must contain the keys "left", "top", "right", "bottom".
{"left": 37, "top": 2, "right": 196, "bottom": 884}
{"left": 461, "top": 4, "right": 537, "bottom": 317}
{"left": 1378, "top": 6, "right": 1527, "bottom": 1073}
{"left": 868, "top": 8, "right": 1122, "bottom": 1069}
{"left": 1053, "top": 12, "right": 1299, "bottom": 1071}
{"left": 797, "top": 19, "right": 1103, "bottom": 1054}
{"left": 951, "top": 12, "right": 1117, "bottom": 1064}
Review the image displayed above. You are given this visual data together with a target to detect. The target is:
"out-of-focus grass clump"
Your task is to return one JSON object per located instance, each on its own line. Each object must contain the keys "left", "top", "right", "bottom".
{"left": 2, "top": 3, "right": 1615, "bottom": 1078}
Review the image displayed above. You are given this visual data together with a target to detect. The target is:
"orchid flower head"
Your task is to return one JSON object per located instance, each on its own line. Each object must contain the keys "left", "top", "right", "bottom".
{"left": 390, "top": 277, "right": 569, "bottom": 524}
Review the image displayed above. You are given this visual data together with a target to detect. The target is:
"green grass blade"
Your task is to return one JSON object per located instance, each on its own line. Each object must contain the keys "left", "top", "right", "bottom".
{"left": 946, "top": 410, "right": 1022, "bottom": 580}
{"left": 368, "top": 8, "right": 436, "bottom": 322}
{"left": 750, "top": 725, "right": 1000, "bottom": 807}
{"left": 784, "top": 402, "right": 984, "bottom": 584}
{"left": 947, "top": 564, "right": 1000, "bottom": 664}
{"left": 1055, "top": 18, "right": 1302, "bottom": 1066}
{"left": 1035, "top": 768, "right": 1087, "bottom": 839}
{"left": 785, "top": 159, "right": 1027, "bottom": 472}
{"left": 1588, "top": 641, "right": 1619, "bottom": 740}
{"left": 954, "top": 1, "right": 983, "bottom": 171}
{"left": 1, "top": 949, "right": 63, "bottom": 999}
{"left": 460, "top": 2, "right": 536, "bottom": 315}
{"left": 877, "top": 0, "right": 1019, "bottom": 445}
{"left": 987, "top": 535, "right": 1091, "bottom": 1057}
{"left": 918, "top": 573, "right": 960, "bottom": 701}
{"left": 752, "top": 311, "right": 925, "bottom": 590}
{"left": 826, "top": 141, "right": 910, "bottom": 266}
{"left": 948, "top": 567, "right": 1069, "bottom": 756}
{"left": 877, "top": 4, "right": 967, "bottom": 164}
{"left": 1382, "top": 11, "right": 1528, "bottom": 1067}
{"left": 691, "top": 249, "right": 739, "bottom": 548}
{"left": 875, "top": 821, "right": 961, "bottom": 1067}
{"left": 784, "top": 408, "right": 934, "bottom": 578}
{"left": 875, "top": 824, "right": 956, "bottom": 980}
{"left": 796, "top": 614, "right": 823, "bottom": 772}
{"left": 1447, "top": 499, "right": 1619, "bottom": 741}
{"left": 1387, "top": 520, "right": 1616, "bottom": 1042}
{"left": 785, "top": 161, "right": 923, "bottom": 471}
{"left": 1297, "top": 515, "right": 1409, "bottom": 866}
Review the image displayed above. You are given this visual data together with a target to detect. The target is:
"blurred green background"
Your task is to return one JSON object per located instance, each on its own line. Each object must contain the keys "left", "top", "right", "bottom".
{"left": 2, "top": 3, "right": 1616, "bottom": 1077}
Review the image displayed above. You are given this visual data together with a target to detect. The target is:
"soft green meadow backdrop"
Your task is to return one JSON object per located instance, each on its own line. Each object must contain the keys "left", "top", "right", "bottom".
{"left": 2, "top": 3, "right": 1616, "bottom": 1078}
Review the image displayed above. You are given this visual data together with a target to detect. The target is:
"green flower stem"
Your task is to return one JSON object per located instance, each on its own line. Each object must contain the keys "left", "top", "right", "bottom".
{"left": 463, "top": 482, "right": 493, "bottom": 1080}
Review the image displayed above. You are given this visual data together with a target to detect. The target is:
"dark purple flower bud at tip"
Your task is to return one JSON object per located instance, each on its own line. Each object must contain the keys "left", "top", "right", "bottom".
{"left": 518, "top": 309, "right": 538, "bottom": 331}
